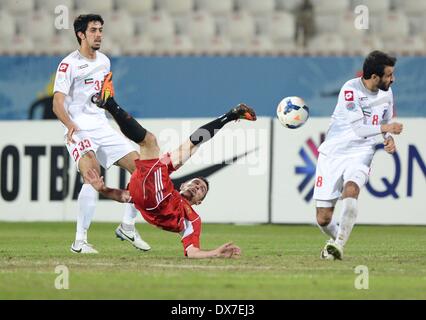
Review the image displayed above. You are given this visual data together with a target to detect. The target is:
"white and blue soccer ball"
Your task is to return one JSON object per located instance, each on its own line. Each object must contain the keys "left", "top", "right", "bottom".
{"left": 276, "top": 96, "right": 309, "bottom": 129}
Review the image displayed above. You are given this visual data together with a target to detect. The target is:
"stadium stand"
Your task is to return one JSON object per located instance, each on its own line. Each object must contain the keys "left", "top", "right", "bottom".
{"left": 161, "top": 0, "right": 194, "bottom": 15}
{"left": 74, "top": 0, "right": 114, "bottom": 16}
{"left": 186, "top": 11, "right": 217, "bottom": 44}
{"left": 307, "top": 33, "right": 346, "bottom": 55}
{"left": 224, "top": 10, "right": 256, "bottom": 42}
{"left": 116, "top": 0, "right": 154, "bottom": 16}
{"left": 236, "top": 0, "right": 276, "bottom": 15}
{"left": 0, "top": 10, "right": 15, "bottom": 43}
{"left": 121, "top": 34, "right": 155, "bottom": 55}
{"left": 0, "top": 0, "right": 425, "bottom": 55}
{"left": 3, "top": 0, "right": 35, "bottom": 16}
{"left": 36, "top": 0, "right": 75, "bottom": 11}
{"left": 26, "top": 11, "right": 55, "bottom": 41}
{"left": 196, "top": 0, "right": 234, "bottom": 16}
{"left": 144, "top": 10, "right": 175, "bottom": 44}
{"left": 106, "top": 10, "right": 135, "bottom": 43}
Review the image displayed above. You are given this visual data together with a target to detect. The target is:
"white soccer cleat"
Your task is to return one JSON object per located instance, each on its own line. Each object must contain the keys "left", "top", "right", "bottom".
{"left": 325, "top": 241, "right": 344, "bottom": 260}
{"left": 320, "top": 239, "right": 335, "bottom": 260}
{"left": 115, "top": 224, "right": 151, "bottom": 251}
{"left": 70, "top": 241, "right": 99, "bottom": 254}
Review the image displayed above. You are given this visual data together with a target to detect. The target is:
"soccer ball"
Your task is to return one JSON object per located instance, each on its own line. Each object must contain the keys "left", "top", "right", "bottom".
{"left": 276, "top": 96, "right": 309, "bottom": 129}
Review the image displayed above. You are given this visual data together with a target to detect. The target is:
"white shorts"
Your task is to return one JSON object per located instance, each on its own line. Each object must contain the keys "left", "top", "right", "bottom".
{"left": 65, "top": 125, "right": 137, "bottom": 170}
{"left": 313, "top": 153, "right": 372, "bottom": 205}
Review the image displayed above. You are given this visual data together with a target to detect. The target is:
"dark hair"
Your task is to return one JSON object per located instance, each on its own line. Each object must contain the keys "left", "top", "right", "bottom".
{"left": 73, "top": 14, "right": 104, "bottom": 45}
{"left": 197, "top": 176, "right": 210, "bottom": 200}
{"left": 363, "top": 50, "right": 397, "bottom": 79}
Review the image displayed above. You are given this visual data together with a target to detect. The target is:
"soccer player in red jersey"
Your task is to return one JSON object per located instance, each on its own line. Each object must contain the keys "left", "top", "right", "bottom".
{"left": 86, "top": 72, "right": 257, "bottom": 258}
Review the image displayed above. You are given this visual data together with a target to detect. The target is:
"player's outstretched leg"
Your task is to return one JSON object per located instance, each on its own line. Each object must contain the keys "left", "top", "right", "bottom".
{"left": 95, "top": 72, "right": 148, "bottom": 144}
{"left": 189, "top": 103, "right": 256, "bottom": 146}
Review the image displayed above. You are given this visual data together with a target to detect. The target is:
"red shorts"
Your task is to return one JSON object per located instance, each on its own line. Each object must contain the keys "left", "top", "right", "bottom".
{"left": 129, "top": 153, "right": 176, "bottom": 211}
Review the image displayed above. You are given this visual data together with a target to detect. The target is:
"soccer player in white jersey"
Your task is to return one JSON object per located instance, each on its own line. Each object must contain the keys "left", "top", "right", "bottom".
{"left": 314, "top": 51, "right": 403, "bottom": 260}
{"left": 53, "top": 14, "right": 150, "bottom": 254}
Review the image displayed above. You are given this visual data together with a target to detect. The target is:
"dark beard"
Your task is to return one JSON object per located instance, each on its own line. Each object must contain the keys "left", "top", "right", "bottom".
{"left": 378, "top": 81, "right": 391, "bottom": 91}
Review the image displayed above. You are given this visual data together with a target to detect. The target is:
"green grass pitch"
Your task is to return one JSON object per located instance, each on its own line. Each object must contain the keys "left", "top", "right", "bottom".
{"left": 0, "top": 222, "right": 425, "bottom": 299}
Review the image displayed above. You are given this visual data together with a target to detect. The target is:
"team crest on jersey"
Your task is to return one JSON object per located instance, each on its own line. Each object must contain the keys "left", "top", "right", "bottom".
{"left": 344, "top": 90, "right": 354, "bottom": 101}
{"left": 346, "top": 102, "right": 356, "bottom": 111}
{"left": 58, "top": 63, "right": 69, "bottom": 73}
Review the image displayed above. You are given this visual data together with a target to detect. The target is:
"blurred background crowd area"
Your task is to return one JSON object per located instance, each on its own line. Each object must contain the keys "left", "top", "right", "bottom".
{"left": 1, "top": 0, "right": 426, "bottom": 56}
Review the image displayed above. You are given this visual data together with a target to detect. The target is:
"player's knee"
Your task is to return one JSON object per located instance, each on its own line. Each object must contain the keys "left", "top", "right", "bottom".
{"left": 139, "top": 132, "right": 158, "bottom": 148}
{"left": 343, "top": 181, "right": 360, "bottom": 198}
{"left": 316, "top": 209, "right": 333, "bottom": 226}
{"left": 317, "top": 216, "right": 332, "bottom": 226}
{"left": 81, "top": 150, "right": 96, "bottom": 160}
{"left": 79, "top": 151, "right": 99, "bottom": 170}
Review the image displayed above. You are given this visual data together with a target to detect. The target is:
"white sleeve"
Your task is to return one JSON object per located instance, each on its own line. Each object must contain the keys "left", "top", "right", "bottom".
{"left": 53, "top": 60, "right": 72, "bottom": 95}
{"left": 350, "top": 118, "right": 382, "bottom": 138}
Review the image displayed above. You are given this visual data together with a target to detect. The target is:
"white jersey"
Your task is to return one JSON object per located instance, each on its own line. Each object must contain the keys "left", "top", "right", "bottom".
{"left": 318, "top": 77, "right": 394, "bottom": 157}
{"left": 53, "top": 50, "right": 110, "bottom": 131}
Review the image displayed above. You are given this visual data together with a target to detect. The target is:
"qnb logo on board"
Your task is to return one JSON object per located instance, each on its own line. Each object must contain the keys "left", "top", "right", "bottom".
{"left": 295, "top": 134, "right": 325, "bottom": 202}
{"left": 366, "top": 144, "right": 425, "bottom": 199}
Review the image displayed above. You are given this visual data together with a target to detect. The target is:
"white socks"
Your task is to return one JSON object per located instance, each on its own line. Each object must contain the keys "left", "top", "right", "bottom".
{"left": 318, "top": 218, "right": 338, "bottom": 240}
{"left": 76, "top": 184, "right": 97, "bottom": 242}
{"left": 335, "top": 198, "right": 358, "bottom": 247}
{"left": 122, "top": 203, "right": 137, "bottom": 225}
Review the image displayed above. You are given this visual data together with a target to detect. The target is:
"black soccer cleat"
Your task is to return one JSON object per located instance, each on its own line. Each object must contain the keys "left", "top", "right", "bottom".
{"left": 231, "top": 103, "right": 257, "bottom": 121}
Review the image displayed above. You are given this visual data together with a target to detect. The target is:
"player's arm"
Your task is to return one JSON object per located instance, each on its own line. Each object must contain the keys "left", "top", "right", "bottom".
{"left": 342, "top": 87, "right": 402, "bottom": 138}
{"left": 351, "top": 119, "right": 402, "bottom": 138}
{"left": 186, "top": 242, "right": 241, "bottom": 259}
{"left": 53, "top": 61, "right": 79, "bottom": 144}
{"left": 85, "top": 169, "right": 132, "bottom": 203}
{"left": 52, "top": 92, "right": 79, "bottom": 144}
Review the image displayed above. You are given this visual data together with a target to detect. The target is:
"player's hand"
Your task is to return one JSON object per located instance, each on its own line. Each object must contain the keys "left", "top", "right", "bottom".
{"left": 384, "top": 136, "right": 396, "bottom": 154}
{"left": 66, "top": 122, "right": 80, "bottom": 144}
{"left": 120, "top": 191, "right": 132, "bottom": 203}
{"left": 384, "top": 122, "right": 403, "bottom": 135}
{"left": 217, "top": 242, "right": 241, "bottom": 258}
{"left": 85, "top": 168, "right": 105, "bottom": 192}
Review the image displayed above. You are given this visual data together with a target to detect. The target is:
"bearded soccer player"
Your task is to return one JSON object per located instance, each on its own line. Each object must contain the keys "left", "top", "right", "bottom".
{"left": 86, "top": 72, "right": 256, "bottom": 258}
{"left": 314, "top": 51, "right": 403, "bottom": 260}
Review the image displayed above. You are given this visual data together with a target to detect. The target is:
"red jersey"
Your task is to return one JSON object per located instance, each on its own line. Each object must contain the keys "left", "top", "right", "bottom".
{"left": 128, "top": 153, "right": 201, "bottom": 256}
